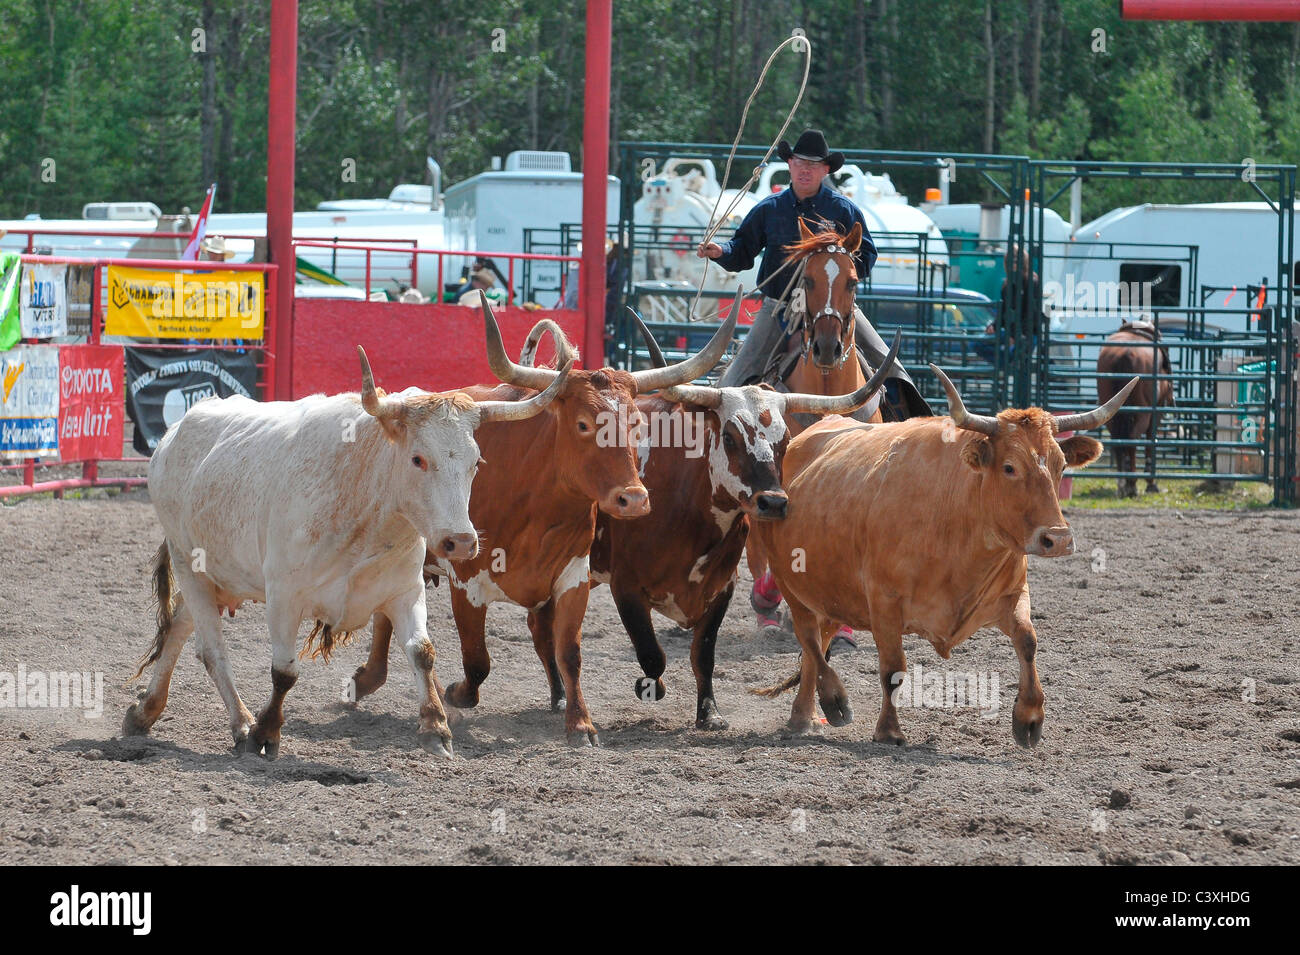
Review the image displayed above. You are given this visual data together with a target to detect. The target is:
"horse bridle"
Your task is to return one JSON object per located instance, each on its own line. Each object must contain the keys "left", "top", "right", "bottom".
{"left": 782, "top": 246, "right": 855, "bottom": 370}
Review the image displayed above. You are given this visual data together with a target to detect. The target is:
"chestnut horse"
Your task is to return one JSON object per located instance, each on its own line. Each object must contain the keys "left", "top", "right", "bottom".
{"left": 746, "top": 218, "right": 886, "bottom": 635}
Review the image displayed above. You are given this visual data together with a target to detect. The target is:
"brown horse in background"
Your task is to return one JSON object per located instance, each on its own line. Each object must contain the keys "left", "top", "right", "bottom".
{"left": 1097, "top": 321, "right": 1175, "bottom": 497}
{"left": 746, "top": 218, "right": 886, "bottom": 635}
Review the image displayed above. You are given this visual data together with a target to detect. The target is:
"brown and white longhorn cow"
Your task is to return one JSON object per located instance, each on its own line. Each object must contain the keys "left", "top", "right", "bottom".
{"left": 589, "top": 322, "right": 898, "bottom": 729}
{"left": 346, "top": 300, "right": 735, "bottom": 745}
{"left": 752, "top": 366, "right": 1137, "bottom": 747}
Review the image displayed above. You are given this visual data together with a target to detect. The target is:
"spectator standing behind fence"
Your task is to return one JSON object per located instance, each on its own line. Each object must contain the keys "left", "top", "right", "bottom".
{"left": 457, "top": 266, "right": 507, "bottom": 307}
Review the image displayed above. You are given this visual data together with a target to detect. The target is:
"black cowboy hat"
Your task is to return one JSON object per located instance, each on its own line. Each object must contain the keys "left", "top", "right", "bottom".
{"left": 777, "top": 129, "right": 844, "bottom": 174}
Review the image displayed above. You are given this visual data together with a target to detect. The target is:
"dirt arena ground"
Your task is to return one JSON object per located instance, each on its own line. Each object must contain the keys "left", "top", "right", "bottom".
{"left": 1, "top": 489, "right": 1297, "bottom": 865}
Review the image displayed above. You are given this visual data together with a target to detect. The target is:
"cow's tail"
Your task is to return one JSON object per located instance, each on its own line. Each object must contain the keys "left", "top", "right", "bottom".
{"left": 749, "top": 670, "right": 802, "bottom": 697}
{"left": 133, "top": 541, "right": 178, "bottom": 679}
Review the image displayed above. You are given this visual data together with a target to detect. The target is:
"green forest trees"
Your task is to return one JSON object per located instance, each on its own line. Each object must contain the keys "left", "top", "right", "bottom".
{"left": 1, "top": 0, "right": 1296, "bottom": 222}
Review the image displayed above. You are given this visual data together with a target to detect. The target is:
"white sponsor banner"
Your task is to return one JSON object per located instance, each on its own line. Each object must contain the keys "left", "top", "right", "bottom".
{"left": 1, "top": 345, "right": 60, "bottom": 459}
{"left": 20, "top": 263, "right": 68, "bottom": 338}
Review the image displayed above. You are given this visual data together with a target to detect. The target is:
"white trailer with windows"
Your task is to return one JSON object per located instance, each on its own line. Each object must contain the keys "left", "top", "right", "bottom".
{"left": 443, "top": 151, "right": 620, "bottom": 304}
{"left": 1059, "top": 201, "right": 1298, "bottom": 337}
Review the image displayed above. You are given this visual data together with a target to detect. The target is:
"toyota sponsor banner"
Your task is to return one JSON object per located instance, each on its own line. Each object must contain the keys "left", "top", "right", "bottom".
{"left": 20, "top": 262, "right": 68, "bottom": 339}
{"left": 0, "top": 345, "right": 60, "bottom": 459}
{"left": 125, "top": 348, "right": 258, "bottom": 454}
{"left": 58, "top": 345, "right": 124, "bottom": 462}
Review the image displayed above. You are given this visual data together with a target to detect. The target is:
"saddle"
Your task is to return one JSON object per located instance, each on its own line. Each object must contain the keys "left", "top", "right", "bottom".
{"left": 1117, "top": 319, "right": 1161, "bottom": 341}
{"left": 1115, "top": 320, "right": 1172, "bottom": 373}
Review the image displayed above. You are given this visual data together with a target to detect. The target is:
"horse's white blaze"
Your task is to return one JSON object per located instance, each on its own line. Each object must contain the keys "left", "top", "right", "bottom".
{"left": 819, "top": 256, "right": 840, "bottom": 315}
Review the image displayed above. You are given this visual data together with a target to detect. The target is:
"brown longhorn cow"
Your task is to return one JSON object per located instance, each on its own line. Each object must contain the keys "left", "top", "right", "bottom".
{"left": 752, "top": 366, "right": 1137, "bottom": 748}
{"left": 346, "top": 299, "right": 736, "bottom": 746}
{"left": 588, "top": 319, "right": 898, "bottom": 729}
{"left": 1097, "top": 320, "right": 1175, "bottom": 497}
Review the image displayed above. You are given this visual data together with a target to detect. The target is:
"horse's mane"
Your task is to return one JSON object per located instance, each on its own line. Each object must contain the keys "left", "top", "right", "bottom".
{"left": 782, "top": 223, "right": 851, "bottom": 261}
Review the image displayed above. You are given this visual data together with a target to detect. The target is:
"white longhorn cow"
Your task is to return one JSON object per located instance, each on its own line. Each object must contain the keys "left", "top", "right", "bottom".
{"left": 123, "top": 347, "right": 570, "bottom": 759}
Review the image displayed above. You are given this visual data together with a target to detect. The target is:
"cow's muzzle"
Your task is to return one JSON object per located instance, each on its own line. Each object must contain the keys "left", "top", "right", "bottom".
{"left": 1028, "top": 525, "right": 1074, "bottom": 557}
{"left": 748, "top": 490, "right": 789, "bottom": 521}
{"left": 602, "top": 485, "right": 651, "bottom": 519}
{"left": 438, "top": 532, "right": 480, "bottom": 561}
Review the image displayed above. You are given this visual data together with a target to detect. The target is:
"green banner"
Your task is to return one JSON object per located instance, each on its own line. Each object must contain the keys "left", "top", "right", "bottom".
{"left": 0, "top": 252, "right": 20, "bottom": 351}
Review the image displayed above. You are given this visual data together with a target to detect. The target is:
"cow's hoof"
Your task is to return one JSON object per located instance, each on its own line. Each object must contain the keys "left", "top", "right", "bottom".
{"left": 567, "top": 728, "right": 599, "bottom": 748}
{"left": 821, "top": 695, "right": 853, "bottom": 727}
{"left": 121, "top": 704, "right": 151, "bottom": 737}
{"left": 634, "top": 676, "right": 666, "bottom": 702}
{"left": 418, "top": 731, "right": 454, "bottom": 760}
{"left": 786, "top": 717, "right": 822, "bottom": 737}
{"left": 872, "top": 726, "right": 907, "bottom": 745}
{"left": 1013, "top": 717, "right": 1043, "bottom": 748}
{"left": 444, "top": 681, "right": 478, "bottom": 710}
{"left": 695, "top": 707, "right": 728, "bottom": 731}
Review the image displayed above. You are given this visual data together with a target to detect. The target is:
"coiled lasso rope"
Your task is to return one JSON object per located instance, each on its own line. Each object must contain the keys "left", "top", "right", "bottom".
{"left": 689, "top": 30, "right": 813, "bottom": 321}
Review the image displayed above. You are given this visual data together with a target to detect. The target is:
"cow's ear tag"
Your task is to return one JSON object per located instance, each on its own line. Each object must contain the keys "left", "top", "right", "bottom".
{"left": 960, "top": 436, "right": 993, "bottom": 471}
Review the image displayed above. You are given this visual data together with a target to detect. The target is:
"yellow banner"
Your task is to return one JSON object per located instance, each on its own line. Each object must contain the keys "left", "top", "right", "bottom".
{"left": 105, "top": 266, "right": 264, "bottom": 340}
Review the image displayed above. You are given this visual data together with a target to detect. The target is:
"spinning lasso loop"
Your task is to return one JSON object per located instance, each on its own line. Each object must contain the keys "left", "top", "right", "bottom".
{"left": 690, "top": 31, "right": 813, "bottom": 322}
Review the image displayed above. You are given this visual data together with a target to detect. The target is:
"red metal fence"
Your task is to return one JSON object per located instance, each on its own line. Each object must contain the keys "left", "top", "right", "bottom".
{"left": 1, "top": 254, "right": 277, "bottom": 498}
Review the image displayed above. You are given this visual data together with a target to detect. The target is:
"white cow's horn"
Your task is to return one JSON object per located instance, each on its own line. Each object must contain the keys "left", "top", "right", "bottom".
{"left": 358, "top": 346, "right": 402, "bottom": 420}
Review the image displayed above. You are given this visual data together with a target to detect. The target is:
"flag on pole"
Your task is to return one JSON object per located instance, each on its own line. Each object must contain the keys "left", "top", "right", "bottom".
{"left": 181, "top": 183, "right": 217, "bottom": 260}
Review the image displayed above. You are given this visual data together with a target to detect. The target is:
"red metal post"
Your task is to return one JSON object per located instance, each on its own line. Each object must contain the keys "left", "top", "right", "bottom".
{"left": 267, "top": 0, "right": 298, "bottom": 400}
{"left": 89, "top": 263, "right": 101, "bottom": 344}
{"left": 1121, "top": 0, "right": 1300, "bottom": 19}
{"left": 582, "top": 0, "right": 612, "bottom": 367}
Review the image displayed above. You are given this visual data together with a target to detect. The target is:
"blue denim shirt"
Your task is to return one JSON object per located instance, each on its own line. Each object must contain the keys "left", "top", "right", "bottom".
{"left": 715, "top": 182, "right": 878, "bottom": 296}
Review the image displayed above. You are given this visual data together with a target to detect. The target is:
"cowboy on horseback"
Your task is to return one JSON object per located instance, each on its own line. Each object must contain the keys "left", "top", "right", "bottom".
{"left": 698, "top": 128, "right": 929, "bottom": 419}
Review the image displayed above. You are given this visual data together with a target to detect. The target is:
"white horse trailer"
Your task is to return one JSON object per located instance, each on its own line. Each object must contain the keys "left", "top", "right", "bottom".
{"left": 443, "top": 151, "right": 619, "bottom": 303}
{"left": 1061, "top": 201, "right": 1298, "bottom": 338}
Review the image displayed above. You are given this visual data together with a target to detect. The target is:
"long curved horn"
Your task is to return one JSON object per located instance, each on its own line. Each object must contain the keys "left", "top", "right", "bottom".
{"left": 519, "top": 319, "right": 578, "bottom": 369}
{"left": 482, "top": 296, "right": 558, "bottom": 390}
{"left": 358, "top": 346, "right": 403, "bottom": 420}
{"left": 782, "top": 330, "right": 900, "bottom": 416}
{"left": 930, "top": 363, "right": 1000, "bottom": 435}
{"left": 631, "top": 307, "right": 725, "bottom": 407}
{"left": 627, "top": 306, "right": 667, "bottom": 368}
{"left": 476, "top": 360, "right": 574, "bottom": 423}
{"left": 1053, "top": 377, "right": 1140, "bottom": 432}
{"left": 631, "top": 287, "right": 741, "bottom": 391}
{"left": 660, "top": 382, "right": 724, "bottom": 408}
